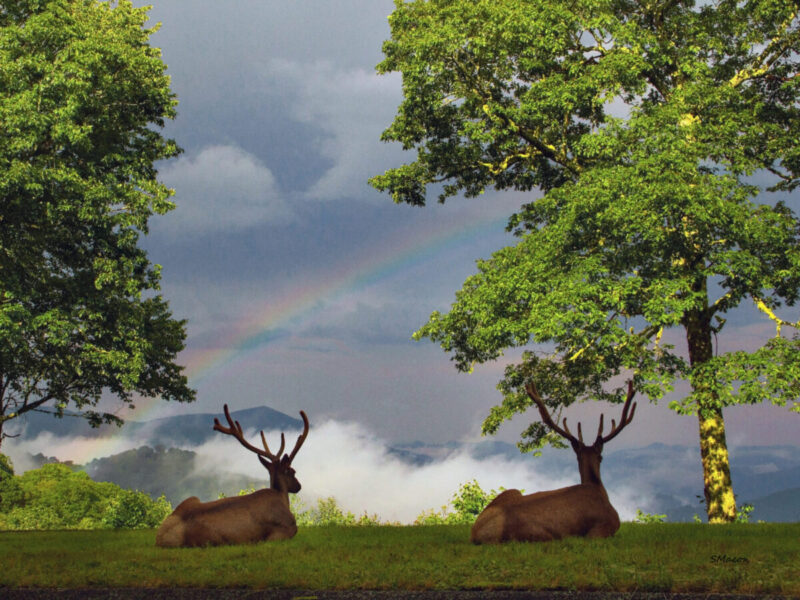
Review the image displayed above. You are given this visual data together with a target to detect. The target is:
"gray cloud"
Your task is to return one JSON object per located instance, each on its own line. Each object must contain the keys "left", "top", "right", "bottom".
{"left": 156, "top": 145, "right": 293, "bottom": 234}
{"left": 259, "top": 59, "right": 404, "bottom": 202}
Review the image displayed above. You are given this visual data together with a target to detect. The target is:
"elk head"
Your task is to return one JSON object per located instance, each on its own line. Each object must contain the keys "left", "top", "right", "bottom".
{"left": 213, "top": 404, "right": 309, "bottom": 494}
{"left": 525, "top": 380, "right": 637, "bottom": 486}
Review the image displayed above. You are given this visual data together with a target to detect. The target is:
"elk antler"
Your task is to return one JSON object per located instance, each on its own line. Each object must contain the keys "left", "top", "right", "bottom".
{"left": 525, "top": 382, "right": 580, "bottom": 446}
{"left": 596, "top": 380, "right": 637, "bottom": 445}
{"left": 213, "top": 405, "right": 310, "bottom": 464}
{"left": 288, "top": 410, "right": 310, "bottom": 463}
{"left": 524, "top": 380, "right": 637, "bottom": 448}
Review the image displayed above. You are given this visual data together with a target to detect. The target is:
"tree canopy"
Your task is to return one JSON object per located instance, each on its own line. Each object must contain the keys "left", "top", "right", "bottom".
{"left": 372, "top": 0, "right": 800, "bottom": 522}
{"left": 0, "top": 0, "right": 195, "bottom": 447}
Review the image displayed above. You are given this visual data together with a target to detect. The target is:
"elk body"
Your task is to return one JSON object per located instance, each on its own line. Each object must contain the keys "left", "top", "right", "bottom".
{"left": 471, "top": 381, "right": 636, "bottom": 544}
{"left": 156, "top": 406, "right": 309, "bottom": 547}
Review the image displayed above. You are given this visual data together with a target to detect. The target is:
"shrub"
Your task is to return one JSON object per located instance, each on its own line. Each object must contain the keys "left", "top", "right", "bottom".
{"left": 415, "top": 480, "right": 507, "bottom": 525}
{"left": 0, "top": 454, "right": 24, "bottom": 515}
{"left": 102, "top": 490, "right": 173, "bottom": 529}
{"left": 0, "top": 453, "right": 13, "bottom": 478}
{"left": 736, "top": 503, "right": 755, "bottom": 524}
{"left": 414, "top": 506, "right": 450, "bottom": 525}
{"left": 294, "top": 496, "right": 382, "bottom": 526}
{"left": 634, "top": 509, "right": 667, "bottom": 523}
{"left": 0, "top": 463, "right": 173, "bottom": 530}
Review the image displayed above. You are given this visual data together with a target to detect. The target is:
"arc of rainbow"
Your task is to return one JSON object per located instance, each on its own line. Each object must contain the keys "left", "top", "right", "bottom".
{"left": 183, "top": 214, "right": 509, "bottom": 387}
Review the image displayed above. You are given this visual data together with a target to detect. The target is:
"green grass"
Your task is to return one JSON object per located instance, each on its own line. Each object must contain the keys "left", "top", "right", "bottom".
{"left": 1, "top": 523, "right": 798, "bottom": 594}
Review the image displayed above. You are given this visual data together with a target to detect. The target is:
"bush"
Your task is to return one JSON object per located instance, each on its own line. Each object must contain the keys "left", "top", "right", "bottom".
{"left": 0, "top": 453, "right": 13, "bottom": 479}
{"left": 0, "top": 463, "right": 173, "bottom": 530}
{"left": 414, "top": 507, "right": 450, "bottom": 525}
{"left": 102, "top": 490, "right": 173, "bottom": 529}
{"left": 0, "top": 454, "right": 24, "bottom": 514}
{"left": 293, "top": 495, "right": 382, "bottom": 526}
{"left": 415, "top": 480, "right": 507, "bottom": 525}
{"left": 634, "top": 509, "right": 667, "bottom": 523}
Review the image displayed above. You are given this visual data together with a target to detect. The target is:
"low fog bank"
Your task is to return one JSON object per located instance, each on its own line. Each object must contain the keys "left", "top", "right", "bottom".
{"left": 3, "top": 432, "right": 144, "bottom": 474}
{"left": 3, "top": 418, "right": 650, "bottom": 523}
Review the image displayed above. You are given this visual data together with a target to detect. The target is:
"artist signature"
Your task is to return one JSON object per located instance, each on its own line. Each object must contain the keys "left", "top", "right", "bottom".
{"left": 710, "top": 554, "right": 749, "bottom": 564}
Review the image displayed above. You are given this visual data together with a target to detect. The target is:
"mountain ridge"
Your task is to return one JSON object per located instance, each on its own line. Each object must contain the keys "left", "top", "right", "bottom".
{"left": 8, "top": 405, "right": 304, "bottom": 446}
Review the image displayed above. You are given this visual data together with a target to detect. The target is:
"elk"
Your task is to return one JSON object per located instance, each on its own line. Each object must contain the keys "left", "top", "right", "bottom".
{"left": 471, "top": 380, "right": 636, "bottom": 544}
{"left": 156, "top": 405, "right": 309, "bottom": 547}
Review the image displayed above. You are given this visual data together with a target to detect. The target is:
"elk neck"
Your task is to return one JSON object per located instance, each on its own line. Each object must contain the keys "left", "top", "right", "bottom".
{"left": 576, "top": 443, "right": 604, "bottom": 487}
{"left": 266, "top": 468, "right": 289, "bottom": 495}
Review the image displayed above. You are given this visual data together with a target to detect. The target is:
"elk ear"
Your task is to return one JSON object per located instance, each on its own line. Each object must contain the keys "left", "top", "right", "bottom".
{"left": 258, "top": 455, "right": 273, "bottom": 471}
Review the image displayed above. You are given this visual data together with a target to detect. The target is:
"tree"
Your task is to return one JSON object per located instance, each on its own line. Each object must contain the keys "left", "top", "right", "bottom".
{"left": 0, "top": 0, "right": 195, "bottom": 450}
{"left": 371, "top": 0, "right": 800, "bottom": 523}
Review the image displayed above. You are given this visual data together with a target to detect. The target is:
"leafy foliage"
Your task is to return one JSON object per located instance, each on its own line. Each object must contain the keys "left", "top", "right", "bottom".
{"left": 0, "top": 462, "right": 171, "bottom": 530}
{"left": 373, "top": 0, "right": 800, "bottom": 522}
{"left": 101, "top": 488, "right": 172, "bottom": 530}
{"left": 372, "top": 0, "right": 800, "bottom": 205}
{"left": 293, "top": 496, "right": 383, "bottom": 527}
{"left": 736, "top": 502, "right": 755, "bottom": 524}
{"left": 634, "top": 509, "right": 667, "bottom": 524}
{"left": 0, "top": 0, "right": 195, "bottom": 445}
{"left": 0, "top": 452, "right": 13, "bottom": 479}
{"left": 415, "top": 479, "right": 506, "bottom": 525}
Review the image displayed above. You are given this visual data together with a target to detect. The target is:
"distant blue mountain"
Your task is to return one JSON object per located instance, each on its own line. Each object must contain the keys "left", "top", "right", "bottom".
{"left": 9, "top": 405, "right": 304, "bottom": 447}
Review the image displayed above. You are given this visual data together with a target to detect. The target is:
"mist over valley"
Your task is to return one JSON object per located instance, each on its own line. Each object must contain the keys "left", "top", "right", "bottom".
{"left": 5, "top": 406, "right": 799, "bottom": 524}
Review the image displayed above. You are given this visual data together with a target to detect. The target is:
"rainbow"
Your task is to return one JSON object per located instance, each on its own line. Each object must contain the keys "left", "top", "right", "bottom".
{"left": 180, "top": 213, "right": 509, "bottom": 389}
{"left": 35, "top": 212, "right": 510, "bottom": 464}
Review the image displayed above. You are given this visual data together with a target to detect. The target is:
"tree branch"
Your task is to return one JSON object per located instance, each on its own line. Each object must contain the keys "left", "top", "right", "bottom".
{"left": 729, "top": 11, "right": 799, "bottom": 88}
{"left": 753, "top": 296, "right": 800, "bottom": 338}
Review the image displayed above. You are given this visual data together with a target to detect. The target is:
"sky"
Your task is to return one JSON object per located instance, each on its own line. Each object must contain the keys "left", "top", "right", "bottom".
{"left": 15, "top": 0, "right": 800, "bottom": 455}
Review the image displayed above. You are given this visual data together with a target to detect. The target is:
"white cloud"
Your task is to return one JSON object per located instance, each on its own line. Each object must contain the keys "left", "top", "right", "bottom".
{"left": 156, "top": 145, "right": 293, "bottom": 234}
{"left": 4, "top": 419, "right": 648, "bottom": 524}
{"left": 3, "top": 432, "right": 143, "bottom": 474}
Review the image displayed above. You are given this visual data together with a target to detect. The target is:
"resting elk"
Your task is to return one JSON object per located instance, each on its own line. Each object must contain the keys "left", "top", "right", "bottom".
{"left": 156, "top": 405, "right": 309, "bottom": 547}
{"left": 471, "top": 380, "right": 636, "bottom": 544}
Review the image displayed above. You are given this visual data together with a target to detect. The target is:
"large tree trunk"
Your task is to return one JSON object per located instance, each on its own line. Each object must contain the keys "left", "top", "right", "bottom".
{"left": 697, "top": 405, "right": 736, "bottom": 522}
{"left": 685, "top": 293, "right": 737, "bottom": 523}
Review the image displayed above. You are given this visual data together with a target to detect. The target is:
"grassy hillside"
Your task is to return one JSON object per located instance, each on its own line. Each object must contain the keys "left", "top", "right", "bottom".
{"left": 1, "top": 523, "right": 797, "bottom": 594}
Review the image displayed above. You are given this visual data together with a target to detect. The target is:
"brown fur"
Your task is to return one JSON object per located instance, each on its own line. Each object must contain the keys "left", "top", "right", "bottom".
{"left": 471, "top": 484, "right": 620, "bottom": 544}
{"left": 470, "top": 381, "right": 635, "bottom": 544}
{"left": 156, "top": 490, "right": 297, "bottom": 547}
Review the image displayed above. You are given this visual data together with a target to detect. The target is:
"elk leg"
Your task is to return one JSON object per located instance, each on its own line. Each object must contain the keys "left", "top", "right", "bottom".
{"left": 585, "top": 521, "right": 619, "bottom": 538}
{"left": 266, "top": 523, "right": 298, "bottom": 541}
